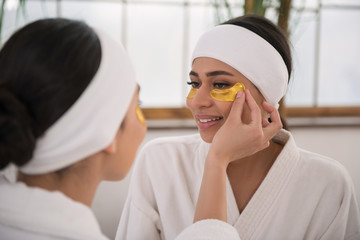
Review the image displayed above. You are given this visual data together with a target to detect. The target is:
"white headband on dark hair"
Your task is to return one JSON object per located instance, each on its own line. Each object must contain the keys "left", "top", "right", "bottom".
{"left": 192, "top": 24, "right": 288, "bottom": 108}
{"left": 20, "top": 29, "right": 137, "bottom": 175}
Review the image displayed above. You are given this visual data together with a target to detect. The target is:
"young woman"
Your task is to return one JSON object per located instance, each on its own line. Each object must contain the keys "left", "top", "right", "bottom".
{"left": 0, "top": 18, "right": 145, "bottom": 239}
{"left": 117, "top": 15, "right": 360, "bottom": 240}
{"left": 0, "top": 18, "right": 239, "bottom": 240}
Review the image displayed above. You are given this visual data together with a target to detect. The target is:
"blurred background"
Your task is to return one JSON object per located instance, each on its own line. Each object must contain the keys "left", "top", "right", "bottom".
{"left": 1, "top": 0, "right": 359, "bottom": 238}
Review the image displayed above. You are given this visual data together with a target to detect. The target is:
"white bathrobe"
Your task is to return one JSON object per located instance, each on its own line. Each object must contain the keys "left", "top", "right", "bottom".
{"left": 0, "top": 177, "right": 109, "bottom": 240}
{"left": 116, "top": 130, "right": 360, "bottom": 240}
{"left": 0, "top": 169, "right": 238, "bottom": 240}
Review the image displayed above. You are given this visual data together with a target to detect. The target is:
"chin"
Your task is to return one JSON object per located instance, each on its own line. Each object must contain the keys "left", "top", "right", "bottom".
{"left": 199, "top": 131, "right": 215, "bottom": 143}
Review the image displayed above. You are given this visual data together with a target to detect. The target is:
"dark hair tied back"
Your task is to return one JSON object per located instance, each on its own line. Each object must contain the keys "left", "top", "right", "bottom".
{"left": 0, "top": 18, "right": 101, "bottom": 170}
{"left": 0, "top": 87, "right": 35, "bottom": 169}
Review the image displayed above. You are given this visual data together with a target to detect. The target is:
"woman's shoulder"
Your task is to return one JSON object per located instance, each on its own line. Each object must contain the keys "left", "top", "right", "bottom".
{"left": 300, "top": 149, "right": 346, "bottom": 172}
{"left": 298, "top": 148, "right": 353, "bottom": 187}
{"left": 278, "top": 130, "right": 351, "bottom": 185}
{"left": 0, "top": 178, "right": 107, "bottom": 240}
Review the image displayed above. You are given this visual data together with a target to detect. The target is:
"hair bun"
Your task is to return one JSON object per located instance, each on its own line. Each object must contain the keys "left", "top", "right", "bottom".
{"left": 0, "top": 87, "right": 35, "bottom": 169}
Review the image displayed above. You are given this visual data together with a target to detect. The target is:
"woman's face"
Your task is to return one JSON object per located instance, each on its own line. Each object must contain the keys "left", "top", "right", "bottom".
{"left": 104, "top": 87, "right": 147, "bottom": 180}
{"left": 186, "top": 57, "right": 267, "bottom": 143}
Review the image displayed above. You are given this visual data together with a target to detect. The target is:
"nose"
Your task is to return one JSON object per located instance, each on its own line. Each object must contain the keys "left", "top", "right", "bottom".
{"left": 188, "top": 86, "right": 213, "bottom": 109}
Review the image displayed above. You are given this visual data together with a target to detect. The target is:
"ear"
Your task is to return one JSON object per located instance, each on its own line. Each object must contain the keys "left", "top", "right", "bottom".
{"left": 104, "top": 139, "right": 117, "bottom": 154}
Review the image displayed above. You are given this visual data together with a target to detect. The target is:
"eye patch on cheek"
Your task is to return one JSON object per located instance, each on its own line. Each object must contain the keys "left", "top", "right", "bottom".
{"left": 187, "top": 87, "right": 198, "bottom": 99}
{"left": 211, "top": 82, "right": 245, "bottom": 101}
{"left": 187, "top": 82, "right": 245, "bottom": 102}
{"left": 136, "top": 106, "right": 146, "bottom": 126}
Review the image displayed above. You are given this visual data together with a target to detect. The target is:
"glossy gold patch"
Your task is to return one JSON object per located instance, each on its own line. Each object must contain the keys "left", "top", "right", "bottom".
{"left": 187, "top": 82, "right": 245, "bottom": 102}
{"left": 186, "top": 87, "right": 198, "bottom": 99}
{"left": 210, "top": 82, "right": 245, "bottom": 102}
{"left": 136, "top": 106, "right": 146, "bottom": 126}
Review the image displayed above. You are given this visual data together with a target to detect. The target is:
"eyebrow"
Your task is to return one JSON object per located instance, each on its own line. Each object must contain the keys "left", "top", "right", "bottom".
{"left": 189, "top": 70, "right": 234, "bottom": 77}
{"left": 189, "top": 71, "right": 199, "bottom": 77}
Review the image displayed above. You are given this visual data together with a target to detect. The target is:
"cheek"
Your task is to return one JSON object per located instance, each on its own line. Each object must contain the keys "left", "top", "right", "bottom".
{"left": 218, "top": 102, "right": 233, "bottom": 119}
{"left": 220, "top": 101, "right": 253, "bottom": 123}
{"left": 186, "top": 98, "right": 190, "bottom": 106}
{"left": 137, "top": 125, "right": 147, "bottom": 144}
{"left": 186, "top": 99, "right": 192, "bottom": 110}
{"left": 130, "top": 119, "right": 146, "bottom": 143}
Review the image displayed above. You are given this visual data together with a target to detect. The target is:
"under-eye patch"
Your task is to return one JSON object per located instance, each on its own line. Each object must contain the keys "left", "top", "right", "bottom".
{"left": 187, "top": 82, "right": 245, "bottom": 102}
{"left": 136, "top": 106, "right": 146, "bottom": 126}
{"left": 210, "top": 82, "right": 245, "bottom": 102}
{"left": 187, "top": 87, "right": 198, "bottom": 99}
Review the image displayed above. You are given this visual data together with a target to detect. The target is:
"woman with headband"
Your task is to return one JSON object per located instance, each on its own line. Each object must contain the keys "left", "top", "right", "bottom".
{"left": 0, "top": 18, "right": 241, "bottom": 239}
{"left": 0, "top": 18, "right": 145, "bottom": 239}
{"left": 117, "top": 15, "right": 360, "bottom": 240}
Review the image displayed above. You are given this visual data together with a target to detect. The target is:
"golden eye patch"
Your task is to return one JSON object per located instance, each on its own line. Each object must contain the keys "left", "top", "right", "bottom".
{"left": 136, "top": 105, "right": 146, "bottom": 126}
{"left": 187, "top": 87, "right": 198, "bottom": 99}
{"left": 187, "top": 82, "right": 245, "bottom": 102}
{"left": 210, "top": 82, "right": 245, "bottom": 102}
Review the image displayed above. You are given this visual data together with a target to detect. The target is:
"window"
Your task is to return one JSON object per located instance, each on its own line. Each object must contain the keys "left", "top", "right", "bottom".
{"left": 2, "top": 0, "right": 359, "bottom": 120}
{"left": 287, "top": 1, "right": 360, "bottom": 107}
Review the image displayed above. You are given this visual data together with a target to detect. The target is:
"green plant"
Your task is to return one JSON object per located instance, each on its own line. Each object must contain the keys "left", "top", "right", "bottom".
{"left": 212, "top": 0, "right": 293, "bottom": 34}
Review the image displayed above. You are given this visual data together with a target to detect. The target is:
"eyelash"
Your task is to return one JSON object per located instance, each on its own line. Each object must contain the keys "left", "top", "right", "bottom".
{"left": 187, "top": 81, "right": 200, "bottom": 88}
{"left": 187, "top": 81, "right": 231, "bottom": 89}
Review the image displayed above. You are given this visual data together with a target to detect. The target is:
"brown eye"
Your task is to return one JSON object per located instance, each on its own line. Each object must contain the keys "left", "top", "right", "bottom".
{"left": 214, "top": 83, "right": 230, "bottom": 89}
{"left": 187, "top": 81, "right": 200, "bottom": 88}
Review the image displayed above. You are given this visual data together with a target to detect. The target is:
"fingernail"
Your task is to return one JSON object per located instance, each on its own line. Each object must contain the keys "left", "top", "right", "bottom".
{"left": 236, "top": 91, "right": 243, "bottom": 98}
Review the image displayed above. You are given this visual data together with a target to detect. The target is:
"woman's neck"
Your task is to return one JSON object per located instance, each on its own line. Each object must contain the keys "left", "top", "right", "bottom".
{"left": 18, "top": 158, "right": 103, "bottom": 207}
{"left": 228, "top": 140, "right": 283, "bottom": 173}
{"left": 226, "top": 140, "right": 284, "bottom": 212}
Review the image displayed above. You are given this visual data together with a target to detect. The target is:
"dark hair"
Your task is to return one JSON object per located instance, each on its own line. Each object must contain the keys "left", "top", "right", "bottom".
{"left": 222, "top": 15, "right": 292, "bottom": 81}
{"left": 0, "top": 18, "right": 101, "bottom": 170}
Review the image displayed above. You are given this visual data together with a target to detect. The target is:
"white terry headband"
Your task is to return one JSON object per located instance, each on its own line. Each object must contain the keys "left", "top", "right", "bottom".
{"left": 20, "top": 28, "right": 137, "bottom": 175}
{"left": 192, "top": 24, "right": 288, "bottom": 108}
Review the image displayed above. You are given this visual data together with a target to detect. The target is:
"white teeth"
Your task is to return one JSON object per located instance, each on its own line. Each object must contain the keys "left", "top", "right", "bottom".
{"left": 199, "top": 117, "right": 221, "bottom": 123}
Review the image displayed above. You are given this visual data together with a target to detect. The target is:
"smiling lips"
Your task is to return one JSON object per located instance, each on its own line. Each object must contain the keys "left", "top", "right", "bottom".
{"left": 196, "top": 115, "right": 224, "bottom": 129}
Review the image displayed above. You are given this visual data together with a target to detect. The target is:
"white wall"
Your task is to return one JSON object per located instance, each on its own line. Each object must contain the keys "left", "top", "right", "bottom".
{"left": 92, "top": 126, "right": 360, "bottom": 239}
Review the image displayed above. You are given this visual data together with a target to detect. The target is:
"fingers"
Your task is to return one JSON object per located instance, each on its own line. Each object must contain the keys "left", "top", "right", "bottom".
{"left": 245, "top": 89, "right": 262, "bottom": 125}
{"left": 262, "top": 101, "right": 282, "bottom": 138}
{"left": 262, "top": 118, "right": 270, "bottom": 128}
{"left": 227, "top": 90, "right": 245, "bottom": 123}
{"left": 226, "top": 90, "right": 281, "bottom": 144}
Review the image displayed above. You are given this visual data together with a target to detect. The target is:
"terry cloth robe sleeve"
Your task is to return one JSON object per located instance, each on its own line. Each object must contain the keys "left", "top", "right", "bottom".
{"left": 175, "top": 219, "right": 240, "bottom": 240}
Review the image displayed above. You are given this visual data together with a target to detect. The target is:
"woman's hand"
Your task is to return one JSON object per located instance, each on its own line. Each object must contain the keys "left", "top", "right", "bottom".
{"left": 208, "top": 89, "right": 283, "bottom": 168}
{"left": 194, "top": 89, "right": 282, "bottom": 223}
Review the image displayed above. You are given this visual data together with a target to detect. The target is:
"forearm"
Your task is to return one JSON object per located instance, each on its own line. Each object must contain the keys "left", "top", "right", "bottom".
{"left": 194, "top": 153, "right": 228, "bottom": 222}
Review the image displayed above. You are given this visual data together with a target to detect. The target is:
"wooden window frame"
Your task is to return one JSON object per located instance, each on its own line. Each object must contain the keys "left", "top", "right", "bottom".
{"left": 142, "top": 106, "right": 360, "bottom": 120}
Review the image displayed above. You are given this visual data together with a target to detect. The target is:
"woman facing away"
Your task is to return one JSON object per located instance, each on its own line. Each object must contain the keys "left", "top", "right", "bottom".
{"left": 0, "top": 18, "right": 145, "bottom": 240}
{"left": 117, "top": 15, "right": 360, "bottom": 240}
{"left": 0, "top": 18, "right": 245, "bottom": 240}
